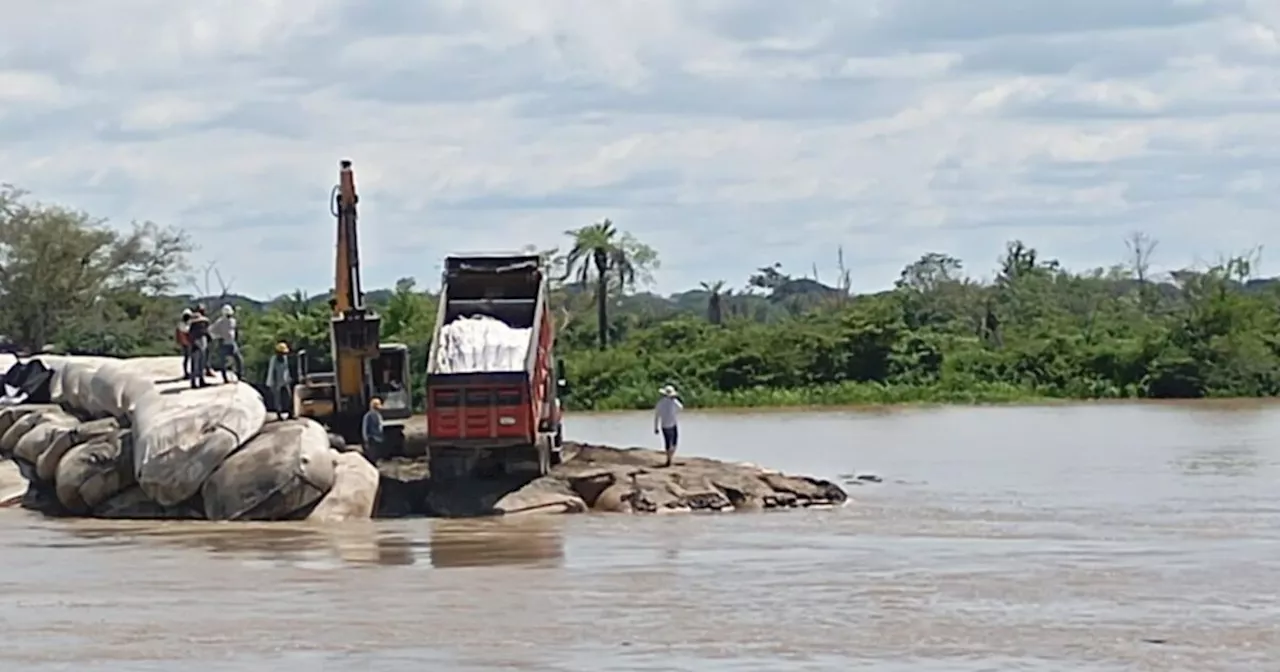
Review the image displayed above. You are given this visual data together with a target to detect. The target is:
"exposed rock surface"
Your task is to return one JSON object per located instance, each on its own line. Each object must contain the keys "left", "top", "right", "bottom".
{"left": 375, "top": 442, "right": 850, "bottom": 517}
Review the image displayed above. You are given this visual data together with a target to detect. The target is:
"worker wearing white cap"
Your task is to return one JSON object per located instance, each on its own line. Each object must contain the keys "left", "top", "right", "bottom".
{"left": 209, "top": 304, "right": 243, "bottom": 383}
{"left": 653, "top": 384, "right": 683, "bottom": 467}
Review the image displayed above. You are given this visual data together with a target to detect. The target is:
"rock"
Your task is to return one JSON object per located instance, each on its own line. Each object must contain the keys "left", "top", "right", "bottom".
{"left": 374, "top": 441, "right": 851, "bottom": 518}
{"left": 492, "top": 476, "right": 588, "bottom": 515}
{"left": 201, "top": 419, "right": 337, "bottom": 521}
{"left": 56, "top": 431, "right": 135, "bottom": 516}
{"left": 308, "top": 451, "right": 380, "bottom": 522}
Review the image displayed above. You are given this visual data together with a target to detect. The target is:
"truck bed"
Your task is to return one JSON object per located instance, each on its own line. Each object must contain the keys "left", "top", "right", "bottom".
{"left": 425, "top": 255, "right": 546, "bottom": 378}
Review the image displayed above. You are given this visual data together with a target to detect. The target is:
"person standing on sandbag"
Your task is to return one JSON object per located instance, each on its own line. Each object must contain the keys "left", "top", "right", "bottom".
{"left": 362, "top": 397, "right": 385, "bottom": 462}
{"left": 210, "top": 304, "right": 243, "bottom": 384}
{"left": 176, "top": 309, "right": 193, "bottom": 377}
{"left": 265, "top": 341, "right": 293, "bottom": 420}
{"left": 653, "top": 384, "right": 683, "bottom": 467}
{"left": 186, "top": 307, "right": 212, "bottom": 389}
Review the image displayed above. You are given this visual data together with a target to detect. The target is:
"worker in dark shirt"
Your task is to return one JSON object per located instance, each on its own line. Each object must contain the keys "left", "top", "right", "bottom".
{"left": 186, "top": 307, "right": 211, "bottom": 389}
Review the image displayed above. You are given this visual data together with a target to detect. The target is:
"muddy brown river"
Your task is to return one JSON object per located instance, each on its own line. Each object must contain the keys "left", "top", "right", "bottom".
{"left": 2, "top": 402, "right": 1279, "bottom": 671}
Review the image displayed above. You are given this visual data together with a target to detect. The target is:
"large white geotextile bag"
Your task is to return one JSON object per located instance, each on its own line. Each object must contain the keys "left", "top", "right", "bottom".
{"left": 131, "top": 381, "right": 268, "bottom": 507}
{"left": 41, "top": 355, "right": 269, "bottom": 508}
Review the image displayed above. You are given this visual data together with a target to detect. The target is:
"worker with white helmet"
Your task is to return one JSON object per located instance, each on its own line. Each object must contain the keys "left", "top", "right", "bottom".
{"left": 209, "top": 303, "right": 243, "bottom": 384}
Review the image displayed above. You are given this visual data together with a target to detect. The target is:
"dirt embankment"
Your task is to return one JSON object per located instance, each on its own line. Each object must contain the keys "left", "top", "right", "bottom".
{"left": 374, "top": 441, "right": 851, "bottom": 518}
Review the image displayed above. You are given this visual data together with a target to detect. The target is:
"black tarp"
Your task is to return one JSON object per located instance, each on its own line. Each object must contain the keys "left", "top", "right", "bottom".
{"left": 2, "top": 359, "right": 53, "bottom": 404}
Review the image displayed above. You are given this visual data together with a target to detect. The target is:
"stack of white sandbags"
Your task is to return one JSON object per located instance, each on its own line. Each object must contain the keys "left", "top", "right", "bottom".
{"left": 434, "top": 315, "right": 532, "bottom": 373}
{"left": 0, "top": 355, "right": 379, "bottom": 522}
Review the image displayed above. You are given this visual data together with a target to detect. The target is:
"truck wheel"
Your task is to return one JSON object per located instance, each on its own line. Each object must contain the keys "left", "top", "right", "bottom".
{"left": 554, "top": 423, "right": 563, "bottom": 448}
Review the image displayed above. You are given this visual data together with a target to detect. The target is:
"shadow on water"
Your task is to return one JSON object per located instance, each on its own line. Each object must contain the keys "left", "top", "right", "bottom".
{"left": 427, "top": 519, "right": 566, "bottom": 569}
{"left": 45, "top": 517, "right": 567, "bottom": 569}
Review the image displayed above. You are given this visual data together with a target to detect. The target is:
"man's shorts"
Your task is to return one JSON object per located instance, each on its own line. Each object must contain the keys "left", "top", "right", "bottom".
{"left": 660, "top": 426, "right": 678, "bottom": 451}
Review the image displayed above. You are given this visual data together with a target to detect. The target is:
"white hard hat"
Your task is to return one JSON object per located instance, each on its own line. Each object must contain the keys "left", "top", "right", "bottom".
{"left": 220, "top": 304, "right": 234, "bottom": 316}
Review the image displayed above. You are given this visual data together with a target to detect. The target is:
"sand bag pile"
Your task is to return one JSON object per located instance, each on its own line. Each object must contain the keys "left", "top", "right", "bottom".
{"left": 0, "top": 354, "right": 378, "bottom": 521}
{"left": 433, "top": 315, "right": 531, "bottom": 373}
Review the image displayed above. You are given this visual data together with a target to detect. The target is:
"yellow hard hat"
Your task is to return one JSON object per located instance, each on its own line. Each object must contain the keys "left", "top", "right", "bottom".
{"left": 274, "top": 341, "right": 289, "bottom": 354}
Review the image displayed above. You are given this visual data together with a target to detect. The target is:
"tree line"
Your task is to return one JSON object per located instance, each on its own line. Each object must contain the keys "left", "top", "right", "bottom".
{"left": 2, "top": 185, "right": 1278, "bottom": 410}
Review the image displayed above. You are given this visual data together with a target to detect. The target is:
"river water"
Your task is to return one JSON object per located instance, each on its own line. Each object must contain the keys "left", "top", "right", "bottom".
{"left": 2, "top": 402, "right": 1278, "bottom": 671}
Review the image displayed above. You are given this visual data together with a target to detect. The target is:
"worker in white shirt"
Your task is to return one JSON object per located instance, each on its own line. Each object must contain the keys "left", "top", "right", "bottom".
{"left": 652, "top": 384, "right": 683, "bottom": 467}
{"left": 209, "top": 304, "right": 243, "bottom": 383}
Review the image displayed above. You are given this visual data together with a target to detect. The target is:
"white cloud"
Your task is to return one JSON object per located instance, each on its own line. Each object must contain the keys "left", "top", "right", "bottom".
{"left": 1, "top": 0, "right": 1277, "bottom": 298}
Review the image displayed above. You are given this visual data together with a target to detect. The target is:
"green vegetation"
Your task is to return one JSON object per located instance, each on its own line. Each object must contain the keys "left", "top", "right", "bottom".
{"left": 4, "top": 185, "right": 1280, "bottom": 411}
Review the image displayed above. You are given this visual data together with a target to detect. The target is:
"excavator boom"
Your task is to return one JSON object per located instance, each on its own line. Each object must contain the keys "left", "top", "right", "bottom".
{"left": 292, "top": 159, "right": 411, "bottom": 457}
{"left": 328, "top": 160, "right": 380, "bottom": 407}
{"left": 333, "top": 160, "right": 362, "bottom": 315}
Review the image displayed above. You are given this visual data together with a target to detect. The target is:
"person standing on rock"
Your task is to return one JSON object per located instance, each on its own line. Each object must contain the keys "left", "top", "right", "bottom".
{"left": 210, "top": 304, "right": 243, "bottom": 384}
{"left": 176, "top": 309, "right": 193, "bottom": 378}
{"left": 265, "top": 341, "right": 293, "bottom": 420}
{"left": 186, "top": 307, "right": 212, "bottom": 389}
{"left": 362, "top": 397, "right": 385, "bottom": 462}
{"left": 653, "top": 385, "right": 683, "bottom": 467}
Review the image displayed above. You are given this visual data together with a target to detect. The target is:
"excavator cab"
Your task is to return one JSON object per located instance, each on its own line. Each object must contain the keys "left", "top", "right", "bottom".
{"left": 293, "top": 343, "right": 411, "bottom": 451}
{"left": 372, "top": 343, "right": 412, "bottom": 422}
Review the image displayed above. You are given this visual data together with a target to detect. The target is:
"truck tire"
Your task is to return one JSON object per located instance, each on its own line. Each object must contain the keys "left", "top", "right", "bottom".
{"left": 554, "top": 423, "right": 563, "bottom": 448}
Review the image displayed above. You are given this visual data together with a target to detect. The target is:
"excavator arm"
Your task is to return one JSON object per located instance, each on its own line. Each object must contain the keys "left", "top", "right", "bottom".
{"left": 293, "top": 159, "right": 409, "bottom": 456}
{"left": 329, "top": 160, "right": 381, "bottom": 413}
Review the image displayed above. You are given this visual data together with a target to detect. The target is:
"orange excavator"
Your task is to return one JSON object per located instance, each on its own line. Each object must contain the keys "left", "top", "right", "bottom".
{"left": 292, "top": 160, "right": 411, "bottom": 455}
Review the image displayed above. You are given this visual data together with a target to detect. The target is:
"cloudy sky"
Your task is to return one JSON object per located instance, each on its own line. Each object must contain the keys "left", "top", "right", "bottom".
{"left": 3, "top": 0, "right": 1279, "bottom": 299}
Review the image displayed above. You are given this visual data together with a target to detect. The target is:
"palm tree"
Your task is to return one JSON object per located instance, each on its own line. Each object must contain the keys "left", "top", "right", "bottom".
{"left": 700, "top": 280, "right": 726, "bottom": 325}
{"left": 563, "top": 219, "right": 635, "bottom": 350}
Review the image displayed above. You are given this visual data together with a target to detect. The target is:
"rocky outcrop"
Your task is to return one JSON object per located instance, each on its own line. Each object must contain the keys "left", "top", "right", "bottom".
{"left": 375, "top": 442, "right": 850, "bottom": 517}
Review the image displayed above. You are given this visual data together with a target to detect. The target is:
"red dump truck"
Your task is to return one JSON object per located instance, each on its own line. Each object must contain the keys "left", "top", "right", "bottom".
{"left": 424, "top": 254, "right": 565, "bottom": 481}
